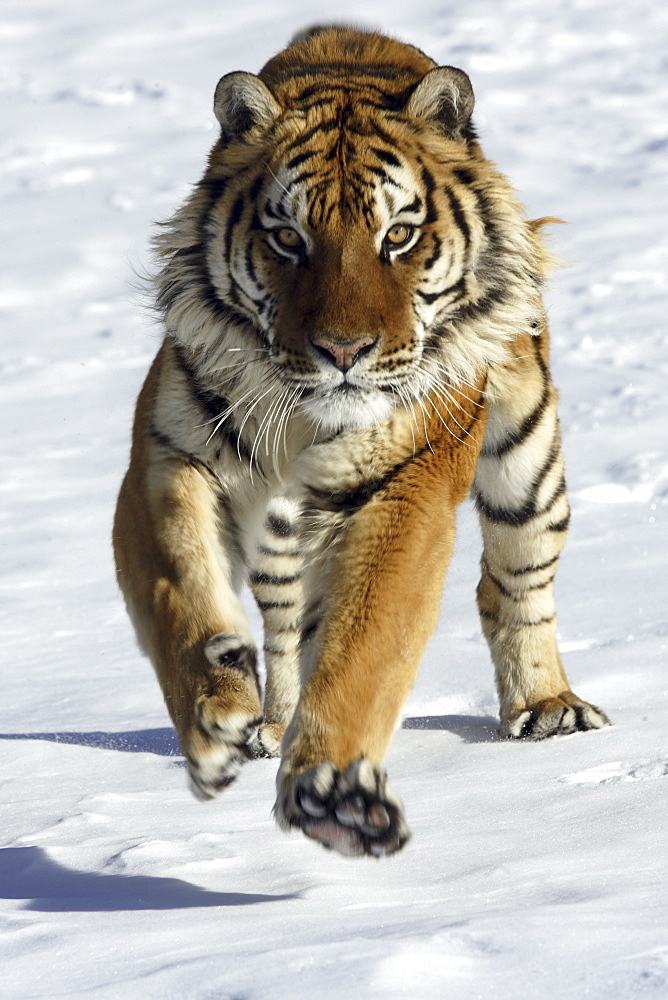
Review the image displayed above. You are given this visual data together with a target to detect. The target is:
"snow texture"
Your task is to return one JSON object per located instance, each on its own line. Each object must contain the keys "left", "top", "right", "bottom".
{"left": 1, "top": 0, "right": 667, "bottom": 997}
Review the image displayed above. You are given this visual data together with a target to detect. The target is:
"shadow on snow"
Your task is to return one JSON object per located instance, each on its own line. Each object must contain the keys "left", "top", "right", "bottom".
{"left": 0, "top": 728, "right": 181, "bottom": 756}
{"left": 0, "top": 847, "right": 298, "bottom": 912}
{"left": 402, "top": 714, "right": 499, "bottom": 743}
{"left": 0, "top": 716, "right": 500, "bottom": 755}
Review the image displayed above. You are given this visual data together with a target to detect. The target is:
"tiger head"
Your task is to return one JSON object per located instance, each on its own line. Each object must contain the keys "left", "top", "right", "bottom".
{"left": 157, "top": 28, "right": 548, "bottom": 433}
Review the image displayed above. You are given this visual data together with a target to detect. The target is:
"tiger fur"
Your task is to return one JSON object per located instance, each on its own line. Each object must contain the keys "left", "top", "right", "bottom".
{"left": 113, "top": 26, "right": 609, "bottom": 858}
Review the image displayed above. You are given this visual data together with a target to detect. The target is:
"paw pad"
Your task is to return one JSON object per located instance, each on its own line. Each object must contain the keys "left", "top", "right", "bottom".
{"left": 276, "top": 758, "right": 411, "bottom": 858}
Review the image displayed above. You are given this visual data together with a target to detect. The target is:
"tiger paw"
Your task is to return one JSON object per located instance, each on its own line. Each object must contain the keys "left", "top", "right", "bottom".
{"left": 501, "top": 690, "right": 611, "bottom": 740}
{"left": 247, "top": 720, "right": 285, "bottom": 759}
{"left": 185, "top": 634, "right": 262, "bottom": 800}
{"left": 274, "top": 758, "right": 411, "bottom": 857}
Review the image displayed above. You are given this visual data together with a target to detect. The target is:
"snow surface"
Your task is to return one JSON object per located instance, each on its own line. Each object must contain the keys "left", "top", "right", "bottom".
{"left": 1, "top": 0, "right": 667, "bottom": 997}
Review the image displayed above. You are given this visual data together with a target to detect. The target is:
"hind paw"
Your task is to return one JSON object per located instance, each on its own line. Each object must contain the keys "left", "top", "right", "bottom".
{"left": 274, "top": 758, "right": 411, "bottom": 857}
{"left": 247, "top": 721, "right": 285, "bottom": 759}
{"left": 501, "top": 690, "right": 611, "bottom": 740}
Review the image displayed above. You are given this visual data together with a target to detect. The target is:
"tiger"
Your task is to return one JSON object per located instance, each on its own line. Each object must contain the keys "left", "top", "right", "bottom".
{"left": 113, "top": 25, "right": 610, "bottom": 858}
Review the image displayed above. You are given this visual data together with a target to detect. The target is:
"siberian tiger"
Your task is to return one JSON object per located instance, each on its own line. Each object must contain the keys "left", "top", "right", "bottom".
{"left": 113, "top": 26, "right": 609, "bottom": 857}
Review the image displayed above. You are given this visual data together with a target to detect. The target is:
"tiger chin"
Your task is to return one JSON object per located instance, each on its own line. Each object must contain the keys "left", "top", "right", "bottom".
{"left": 113, "top": 26, "right": 610, "bottom": 858}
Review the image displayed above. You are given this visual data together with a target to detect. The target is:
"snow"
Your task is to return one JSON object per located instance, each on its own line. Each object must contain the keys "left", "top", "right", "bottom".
{"left": 1, "top": 0, "right": 667, "bottom": 996}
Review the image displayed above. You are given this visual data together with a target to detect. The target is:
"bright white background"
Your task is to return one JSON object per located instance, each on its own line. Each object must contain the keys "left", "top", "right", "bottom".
{"left": 1, "top": 1, "right": 666, "bottom": 996}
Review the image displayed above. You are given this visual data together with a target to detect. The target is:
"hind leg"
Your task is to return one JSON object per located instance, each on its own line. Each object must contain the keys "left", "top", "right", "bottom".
{"left": 475, "top": 331, "right": 610, "bottom": 738}
{"left": 114, "top": 446, "right": 262, "bottom": 798}
{"left": 247, "top": 499, "right": 304, "bottom": 758}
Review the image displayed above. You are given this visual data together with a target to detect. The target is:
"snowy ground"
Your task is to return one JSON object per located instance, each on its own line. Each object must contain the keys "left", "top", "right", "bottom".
{"left": 1, "top": 0, "right": 667, "bottom": 997}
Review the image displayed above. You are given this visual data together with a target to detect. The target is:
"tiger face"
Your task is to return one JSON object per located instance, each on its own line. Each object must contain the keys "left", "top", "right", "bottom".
{"left": 207, "top": 131, "right": 477, "bottom": 431}
{"left": 161, "top": 28, "right": 545, "bottom": 434}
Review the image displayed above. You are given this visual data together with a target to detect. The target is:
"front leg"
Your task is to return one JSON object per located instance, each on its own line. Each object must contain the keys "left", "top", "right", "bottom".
{"left": 475, "top": 330, "right": 610, "bottom": 738}
{"left": 114, "top": 389, "right": 262, "bottom": 798}
{"left": 274, "top": 422, "right": 480, "bottom": 857}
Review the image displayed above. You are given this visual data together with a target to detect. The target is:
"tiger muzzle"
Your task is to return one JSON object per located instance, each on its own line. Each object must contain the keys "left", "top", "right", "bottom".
{"left": 309, "top": 334, "right": 378, "bottom": 373}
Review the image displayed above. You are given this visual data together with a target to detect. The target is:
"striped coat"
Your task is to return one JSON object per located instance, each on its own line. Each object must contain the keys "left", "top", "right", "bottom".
{"left": 114, "top": 26, "right": 608, "bottom": 857}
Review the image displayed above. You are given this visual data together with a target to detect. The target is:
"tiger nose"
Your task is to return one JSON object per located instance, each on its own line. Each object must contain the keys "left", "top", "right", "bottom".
{"left": 310, "top": 335, "right": 378, "bottom": 373}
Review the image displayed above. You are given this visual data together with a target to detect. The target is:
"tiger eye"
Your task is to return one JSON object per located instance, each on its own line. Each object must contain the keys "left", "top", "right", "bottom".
{"left": 384, "top": 224, "right": 414, "bottom": 248}
{"left": 275, "top": 227, "right": 302, "bottom": 249}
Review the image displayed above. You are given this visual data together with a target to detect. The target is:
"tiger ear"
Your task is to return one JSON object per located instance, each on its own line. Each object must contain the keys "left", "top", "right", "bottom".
{"left": 214, "top": 71, "right": 281, "bottom": 139}
{"left": 405, "top": 66, "right": 475, "bottom": 140}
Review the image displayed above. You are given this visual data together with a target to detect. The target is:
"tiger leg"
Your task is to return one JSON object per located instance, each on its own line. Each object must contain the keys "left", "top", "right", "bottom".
{"left": 475, "top": 332, "right": 610, "bottom": 739}
{"left": 247, "top": 499, "right": 303, "bottom": 758}
{"left": 273, "top": 455, "right": 469, "bottom": 857}
{"left": 113, "top": 382, "right": 262, "bottom": 797}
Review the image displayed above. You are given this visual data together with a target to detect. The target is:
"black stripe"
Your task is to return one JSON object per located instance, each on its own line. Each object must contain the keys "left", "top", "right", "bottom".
{"left": 420, "top": 164, "right": 437, "bottom": 224}
{"left": 366, "top": 165, "right": 399, "bottom": 188}
{"left": 170, "top": 340, "right": 256, "bottom": 464}
{"left": 423, "top": 233, "right": 443, "bottom": 271}
{"left": 417, "top": 276, "right": 466, "bottom": 306}
{"left": 149, "top": 425, "right": 218, "bottom": 483}
{"left": 476, "top": 492, "right": 538, "bottom": 527}
{"left": 486, "top": 568, "right": 513, "bottom": 600}
{"left": 249, "top": 174, "right": 264, "bottom": 200}
{"left": 224, "top": 195, "right": 245, "bottom": 263}
{"left": 257, "top": 545, "right": 301, "bottom": 558}
{"left": 286, "top": 150, "right": 317, "bottom": 170}
{"left": 481, "top": 349, "right": 551, "bottom": 459}
{"left": 284, "top": 118, "right": 340, "bottom": 153}
{"left": 476, "top": 461, "right": 565, "bottom": 527}
{"left": 196, "top": 174, "right": 231, "bottom": 204}
{"left": 444, "top": 186, "right": 470, "bottom": 246}
{"left": 267, "top": 513, "right": 299, "bottom": 537}
{"left": 250, "top": 571, "right": 302, "bottom": 586}
{"left": 255, "top": 599, "right": 296, "bottom": 612}
{"left": 293, "top": 96, "right": 339, "bottom": 114}
{"left": 371, "top": 147, "right": 401, "bottom": 168}
{"left": 541, "top": 476, "right": 568, "bottom": 516}
{"left": 306, "top": 437, "right": 444, "bottom": 516}
{"left": 228, "top": 274, "right": 267, "bottom": 316}
{"left": 286, "top": 169, "right": 320, "bottom": 190}
{"left": 507, "top": 555, "right": 560, "bottom": 576}
{"left": 171, "top": 341, "right": 229, "bottom": 419}
{"left": 486, "top": 567, "right": 554, "bottom": 601}
{"left": 244, "top": 242, "right": 259, "bottom": 285}
{"left": 267, "top": 60, "right": 410, "bottom": 85}
{"left": 547, "top": 514, "right": 570, "bottom": 533}
{"left": 400, "top": 195, "right": 422, "bottom": 214}
{"left": 452, "top": 168, "right": 476, "bottom": 187}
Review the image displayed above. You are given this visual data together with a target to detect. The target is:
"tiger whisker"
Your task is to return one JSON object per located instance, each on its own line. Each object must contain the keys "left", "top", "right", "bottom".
{"left": 247, "top": 377, "right": 290, "bottom": 478}
{"left": 261, "top": 386, "right": 288, "bottom": 479}
{"left": 427, "top": 385, "right": 478, "bottom": 442}
{"left": 202, "top": 372, "right": 276, "bottom": 439}
{"left": 237, "top": 377, "right": 282, "bottom": 451}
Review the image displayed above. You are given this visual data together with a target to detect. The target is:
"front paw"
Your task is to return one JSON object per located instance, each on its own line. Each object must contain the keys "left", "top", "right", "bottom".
{"left": 274, "top": 758, "right": 411, "bottom": 858}
{"left": 501, "top": 690, "right": 611, "bottom": 740}
{"left": 185, "top": 633, "right": 262, "bottom": 800}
